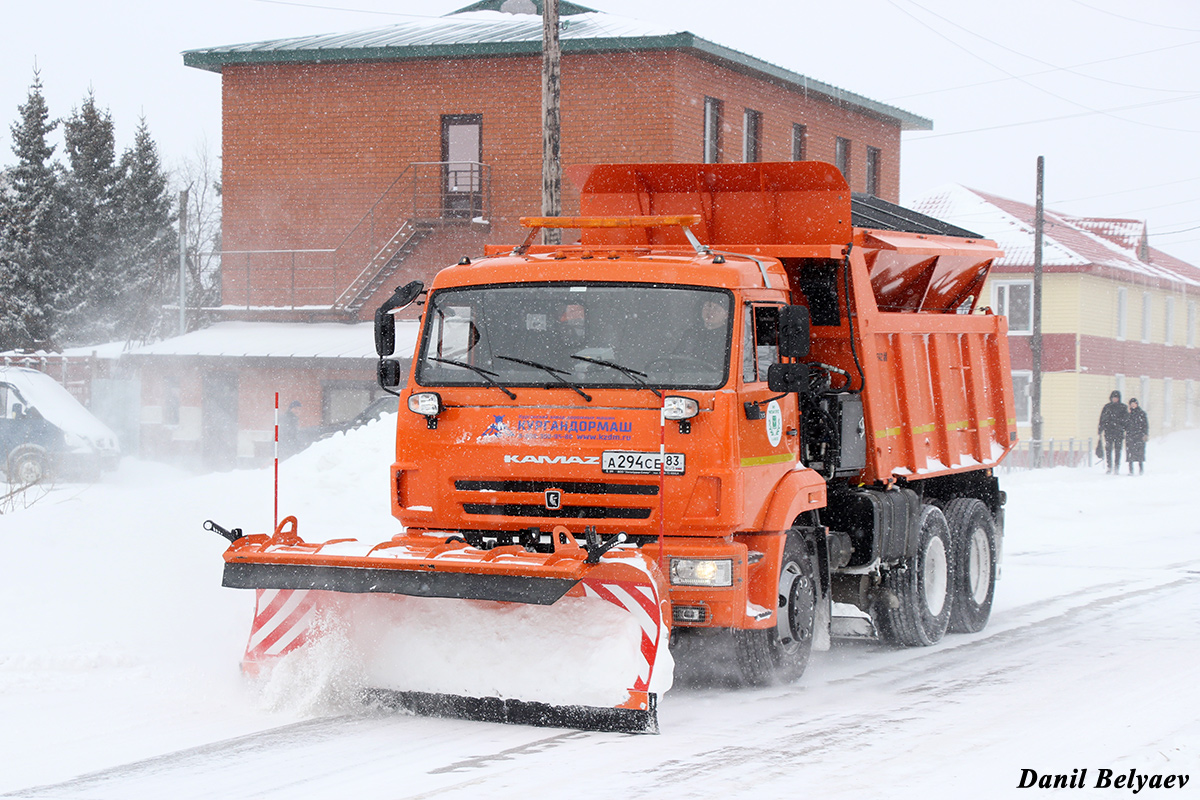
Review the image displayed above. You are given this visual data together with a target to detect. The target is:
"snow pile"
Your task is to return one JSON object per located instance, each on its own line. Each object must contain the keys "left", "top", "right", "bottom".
{"left": 258, "top": 593, "right": 656, "bottom": 711}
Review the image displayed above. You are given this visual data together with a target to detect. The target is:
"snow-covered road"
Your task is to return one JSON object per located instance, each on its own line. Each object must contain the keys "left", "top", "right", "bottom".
{"left": 2, "top": 422, "right": 1197, "bottom": 799}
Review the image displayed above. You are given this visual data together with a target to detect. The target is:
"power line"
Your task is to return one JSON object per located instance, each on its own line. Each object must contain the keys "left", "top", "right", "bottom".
{"left": 1064, "top": 0, "right": 1200, "bottom": 33}
{"left": 887, "top": 0, "right": 1200, "bottom": 134}
{"left": 1154, "top": 223, "right": 1200, "bottom": 237}
{"left": 907, "top": 91, "right": 1200, "bottom": 140}
{"left": 1052, "top": 175, "right": 1200, "bottom": 204}
{"left": 889, "top": 39, "right": 1200, "bottom": 101}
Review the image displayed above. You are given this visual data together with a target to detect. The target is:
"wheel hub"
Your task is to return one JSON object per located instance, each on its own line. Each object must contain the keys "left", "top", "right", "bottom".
{"left": 922, "top": 535, "right": 948, "bottom": 617}
{"left": 967, "top": 526, "right": 992, "bottom": 604}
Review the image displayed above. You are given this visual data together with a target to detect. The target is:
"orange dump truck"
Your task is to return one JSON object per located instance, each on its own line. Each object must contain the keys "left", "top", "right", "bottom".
{"left": 211, "top": 162, "right": 1015, "bottom": 733}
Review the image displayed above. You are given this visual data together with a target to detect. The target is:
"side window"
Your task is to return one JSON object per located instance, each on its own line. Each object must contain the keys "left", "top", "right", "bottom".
{"left": 743, "top": 305, "right": 780, "bottom": 383}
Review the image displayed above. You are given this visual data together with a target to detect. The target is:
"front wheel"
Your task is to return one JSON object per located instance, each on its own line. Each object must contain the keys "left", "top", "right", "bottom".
{"left": 7, "top": 445, "right": 50, "bottom": 486}
{"left": 735, "top": 532, "right": 818, "bottom": 685}
{"left": 944, "top": 498, "right": 998, "bottom": 634}
{"left": 875, "top": 504, "right": 953, "bottom": 647}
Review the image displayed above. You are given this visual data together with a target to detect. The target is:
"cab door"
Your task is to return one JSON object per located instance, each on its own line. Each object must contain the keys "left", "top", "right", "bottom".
{"left": 737, "top": 303, "right": 800, "bottom": 524}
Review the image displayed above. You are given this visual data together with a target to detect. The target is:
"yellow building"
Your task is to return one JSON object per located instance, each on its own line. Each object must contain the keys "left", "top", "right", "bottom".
{"left": 913, "top": 186, "right": 1200, "bottom": 456}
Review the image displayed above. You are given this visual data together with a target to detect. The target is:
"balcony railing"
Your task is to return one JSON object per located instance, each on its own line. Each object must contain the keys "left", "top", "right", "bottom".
{"left": 216, "top": 162, "right": 491, "bottom": 312}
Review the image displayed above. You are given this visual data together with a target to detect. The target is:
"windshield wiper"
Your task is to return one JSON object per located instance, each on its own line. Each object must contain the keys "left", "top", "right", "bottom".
{"left": 570, "top": 355, "right": 662, "bottom": 398}
{"left": 496, "top": 355, "right": 592, "bottom": 402}
{"left": 428, "top": 357, "right": 517, "bottom": 399}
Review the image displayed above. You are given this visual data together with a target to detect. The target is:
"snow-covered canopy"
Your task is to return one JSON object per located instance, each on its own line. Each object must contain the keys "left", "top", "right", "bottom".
{"left": 123, "top": 320, "right": 420, "bottom": 361}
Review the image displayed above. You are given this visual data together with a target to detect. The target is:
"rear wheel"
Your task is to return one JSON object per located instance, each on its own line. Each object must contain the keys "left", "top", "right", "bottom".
{"left": 735, "top": 532, "right": 818, "bottom": 685}
{"left": 875, "top": 504, "right": 953, "bottom": 647}
{"left": 945, "top": 498, "right": 998, "bottom": 634}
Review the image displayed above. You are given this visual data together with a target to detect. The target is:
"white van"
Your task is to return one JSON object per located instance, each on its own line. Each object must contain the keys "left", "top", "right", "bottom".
{"left": 0, "top": 366, "right": 120, "bottom": 484}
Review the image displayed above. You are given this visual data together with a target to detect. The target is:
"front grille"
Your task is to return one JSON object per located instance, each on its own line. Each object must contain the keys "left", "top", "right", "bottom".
{"left": 462, "top": 503, "right": 652, "bottom": 519}
{"left": 455, "top": 479, "right": 658, "bottom": 496}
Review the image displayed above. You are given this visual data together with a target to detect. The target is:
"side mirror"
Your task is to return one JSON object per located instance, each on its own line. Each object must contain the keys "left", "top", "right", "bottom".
{"left": 374, "top": 280, "right": 424, "bottom": 357}
{"left": 377, "top": 359, "right": 405, "bottom": 389}
{"left": 778, "top": 305, "right": 811, "bottom": 358}
{"left": 375, "top": 309, "right": 396, "bottom": 357}
{"left": 768, "top": 362, "right": 810, "bottom": 395}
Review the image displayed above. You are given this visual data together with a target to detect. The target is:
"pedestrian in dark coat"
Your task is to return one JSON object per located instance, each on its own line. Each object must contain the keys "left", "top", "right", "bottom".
{"left": 1125, "top": 398, "right": 1148, "bottom": 475}
{"left": 1098, "top": 390, "right": 1128, "bottom": 474}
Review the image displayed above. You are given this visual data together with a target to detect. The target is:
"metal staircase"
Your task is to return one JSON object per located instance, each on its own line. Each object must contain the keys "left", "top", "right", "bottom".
{"left": 331, "top": 220, "right": 434, "bottom": 313}
{"left": 328, "top": 161, "right": 490, "bottom": 315}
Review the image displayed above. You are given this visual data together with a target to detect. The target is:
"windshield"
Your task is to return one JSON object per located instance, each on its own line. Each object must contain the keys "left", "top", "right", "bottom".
{"left": 416, "top": 283, "right": 732, "bottom": 390}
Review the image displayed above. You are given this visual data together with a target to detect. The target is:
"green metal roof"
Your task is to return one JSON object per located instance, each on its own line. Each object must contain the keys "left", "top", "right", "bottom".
{"left": 182, "top": 8, "right": 932, "bottom": 131}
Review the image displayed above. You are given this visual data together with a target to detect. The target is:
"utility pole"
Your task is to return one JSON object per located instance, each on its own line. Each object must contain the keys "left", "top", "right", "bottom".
{"left": 1031, "top": 157, "right": 1045, "bottom": 466}
{"left": 541, "top": 0, "right": 562, "bottom": 245}
{"left": 178, "top": 189, "right": 189, "bottom": 336}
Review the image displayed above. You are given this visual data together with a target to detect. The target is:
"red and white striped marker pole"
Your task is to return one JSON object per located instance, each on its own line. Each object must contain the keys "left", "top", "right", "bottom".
{"left": 273, "top": 392, "right": 279, "bottom": 533}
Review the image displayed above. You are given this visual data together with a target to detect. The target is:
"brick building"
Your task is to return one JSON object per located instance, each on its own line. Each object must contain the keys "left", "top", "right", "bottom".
{"left": 148, "top": 0, "right": 931, "bottom": 468}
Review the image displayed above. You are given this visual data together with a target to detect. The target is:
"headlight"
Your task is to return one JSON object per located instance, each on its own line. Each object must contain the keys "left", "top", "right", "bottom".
{"left": 670, "top": 558, "right": 733, "bottom": 587}
{"left": 662, "top": 396, "right": 699, "bottom": 420}
{"left": 407, "top": 392, "right": 442, "bottom": 417}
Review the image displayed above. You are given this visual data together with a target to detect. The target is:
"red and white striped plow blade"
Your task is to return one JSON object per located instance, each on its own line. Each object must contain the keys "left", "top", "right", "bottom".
{"left": 240, "top": 588, "right": 320, "bottom": 675}
{"left": 580, "top": 575, "right": 668, "bottom": 712}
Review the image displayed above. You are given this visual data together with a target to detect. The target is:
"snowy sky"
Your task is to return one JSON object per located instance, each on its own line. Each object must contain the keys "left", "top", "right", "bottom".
{"left": 4, "top": 0, "right": 1200, "bottom": 264}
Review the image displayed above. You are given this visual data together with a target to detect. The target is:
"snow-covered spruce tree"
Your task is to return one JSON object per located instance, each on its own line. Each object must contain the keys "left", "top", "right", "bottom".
{"left": 58, "top": 90, "right": 122, "bottom": 345}
{"left": 113, "top": 117, "right": 175, "bottom": 343}
{"left": 0, "top": 71, "right": 62, "bottom": 352}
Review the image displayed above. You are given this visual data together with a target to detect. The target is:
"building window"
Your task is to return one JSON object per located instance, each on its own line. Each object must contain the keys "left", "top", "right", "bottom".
{"left": 993, "top": 280, "right": 1033, "bottom": 335}
{"left": 1141, "top": 292, "right": 1152, "bottom": 343}
{"left": 1186, "top": 380, "right": 1196, "bottom": 426}
{"left": 163, "top": 375, "right": 181, "bottom": 426}
{"left": 1165, "top": 297, "right": 1175, "bottom": 345}
{"left": 835, "top": 137, "right": 851, "bottom": 182}
{"left": 1115, "top": 374, "right": 1126, "bottom": 401}
{"left": 440, "top": 114, "right": 482, "bottom": 219}
{"left": 1117, "top": 288, "right": 1128, "bottom": 340}
{"left": 791, "top": 124, "right": 807, "bottom": 161}
{"left": 1164, "top": 377, "right": 1174, "bottom": 428}
{"left": 1188, "top": 300, "right": 1196, "bottom": 348}
{"left": 1140, "top": 375, "right": 1150, "bottom": 411}
{"left": 1011, "top": 370, "right": 1032, "bottom": 425}
{"left": 866, "top": 146, "right": 881, "bottom": 196}
{"left": 703, "top": 97, "right": 723, "bottom": 163}
{"left": 743, "top": 109, "right": 762, "bottom": 163}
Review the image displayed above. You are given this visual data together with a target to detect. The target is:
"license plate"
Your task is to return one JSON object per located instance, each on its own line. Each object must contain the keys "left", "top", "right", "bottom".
{"left": 602, "top": 450, "right": 685, "bottom": 475}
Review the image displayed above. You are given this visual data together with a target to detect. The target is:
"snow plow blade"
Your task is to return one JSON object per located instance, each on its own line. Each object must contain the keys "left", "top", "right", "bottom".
{"left": 363, "top": 688, "right": 658, "bottom": 734}
{"left": 209, "top": 516, "right": 671, "bottom": 734}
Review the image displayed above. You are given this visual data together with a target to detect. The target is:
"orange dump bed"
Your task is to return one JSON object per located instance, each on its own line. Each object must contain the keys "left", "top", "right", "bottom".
{"left": 575, "top": 162, "right": 1016, "bottom": 483}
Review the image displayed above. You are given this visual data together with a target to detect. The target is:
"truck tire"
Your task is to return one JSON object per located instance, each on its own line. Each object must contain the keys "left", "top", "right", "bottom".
{"left": 735, "top": 532, "right": 817, "bottom": 685}
{"left": 944, "top": 498, "right": 997, "bottom": 634}
{"left": 7, "top": 445, "right": 49, "bottom": 486}
{"left": 875, "top": 504, "right": 953, "bottom": 647}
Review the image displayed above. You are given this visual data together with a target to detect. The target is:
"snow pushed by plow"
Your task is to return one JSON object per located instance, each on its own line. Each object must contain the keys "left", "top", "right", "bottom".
{"left": 253, "top": 591, "right": 672, "bottom": 714}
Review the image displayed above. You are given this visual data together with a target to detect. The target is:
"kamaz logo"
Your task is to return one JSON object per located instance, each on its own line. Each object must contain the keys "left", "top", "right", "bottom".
{"left": 503, "top": 454, "right": 601, "bottom": 465}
